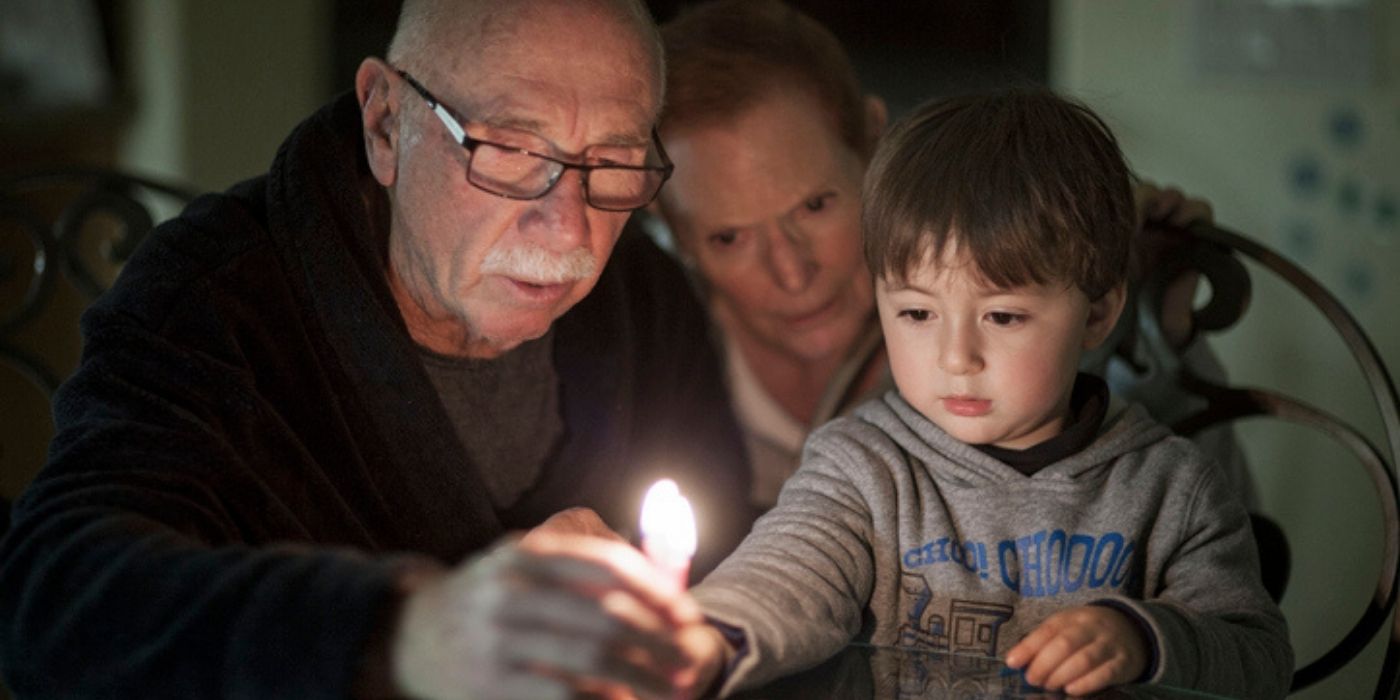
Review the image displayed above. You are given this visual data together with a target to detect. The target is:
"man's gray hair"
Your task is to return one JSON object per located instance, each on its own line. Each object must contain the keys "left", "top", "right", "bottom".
{"left": 387, "top": 0, "right": 664, "bottom": 89}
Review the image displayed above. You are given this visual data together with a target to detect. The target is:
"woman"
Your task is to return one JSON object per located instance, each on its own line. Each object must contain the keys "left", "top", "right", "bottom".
{"left": 653, "top": 0, "right": 1250, "bottom": 512}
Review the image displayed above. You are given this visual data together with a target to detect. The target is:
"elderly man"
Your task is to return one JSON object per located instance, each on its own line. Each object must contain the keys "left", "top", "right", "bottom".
{"left": 0, "top": 1, "right": 748, "bottom": 698}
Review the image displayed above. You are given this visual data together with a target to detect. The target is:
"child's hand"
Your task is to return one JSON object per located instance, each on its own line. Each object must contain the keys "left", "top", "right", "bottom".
{"left": 1003, "top": 604, "right": 1148, "bottom": 696}
{"left": 673, "top": 620, "right": 730, "bottom": 699}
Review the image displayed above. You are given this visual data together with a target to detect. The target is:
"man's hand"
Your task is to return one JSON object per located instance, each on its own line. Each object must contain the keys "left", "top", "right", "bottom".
{"left": 521, "top": 506, "right": 629, "bottom": 545}
{"left": 390, "top": 533, "right": 700, "bottom": 700}
{"left": 1003, "top": 604, "right": 1149, "bottom": 696}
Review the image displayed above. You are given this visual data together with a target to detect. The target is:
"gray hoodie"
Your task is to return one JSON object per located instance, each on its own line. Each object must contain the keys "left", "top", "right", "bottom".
{"left": 694, "top": 391, "right": 1292, "bottom": 699}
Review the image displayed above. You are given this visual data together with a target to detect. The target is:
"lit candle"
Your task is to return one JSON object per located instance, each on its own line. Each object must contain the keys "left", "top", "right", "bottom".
{"left": 640, "top": 478, "right": 697, "bottom": 591}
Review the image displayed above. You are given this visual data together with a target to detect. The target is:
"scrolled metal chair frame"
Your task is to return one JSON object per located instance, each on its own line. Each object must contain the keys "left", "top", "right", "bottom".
{"left": 1126, "top": 224, "right": 1400, "bottom": 698}
{"left": 0, "top": 168, "right": 197, "bottom": 395}
{"left": 1, "top": 167, "right": 196, "bottom": 549}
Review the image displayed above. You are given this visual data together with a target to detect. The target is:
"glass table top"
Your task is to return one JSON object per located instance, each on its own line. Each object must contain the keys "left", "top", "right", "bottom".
{"left": 731, "top": 643, "right": 1234, "bottom": 699}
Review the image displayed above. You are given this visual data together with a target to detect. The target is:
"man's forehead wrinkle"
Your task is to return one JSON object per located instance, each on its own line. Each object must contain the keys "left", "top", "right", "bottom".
{"left": 410, "top": 0, "right": 660, "bottom": 155}
{"left": 456, "top": 73, "right": 652, "bottom": 150}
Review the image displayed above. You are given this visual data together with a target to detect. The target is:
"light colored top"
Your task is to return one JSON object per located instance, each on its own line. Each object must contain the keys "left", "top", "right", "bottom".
{"left": 724, "top": 329, "right": 818, "bottom": 507}
{"left": 724, "top": 315, "right": 890, "bottom": 509}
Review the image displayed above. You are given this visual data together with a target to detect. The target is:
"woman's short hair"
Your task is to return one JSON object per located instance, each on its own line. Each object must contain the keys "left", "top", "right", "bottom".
{"left": 660, "top": 0, "right": 868, "bottom": 155}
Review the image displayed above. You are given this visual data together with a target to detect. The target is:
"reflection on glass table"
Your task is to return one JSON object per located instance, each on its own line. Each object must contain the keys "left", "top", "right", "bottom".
{"left": 730, "top": 643, "right": 1234, "bottom": 700}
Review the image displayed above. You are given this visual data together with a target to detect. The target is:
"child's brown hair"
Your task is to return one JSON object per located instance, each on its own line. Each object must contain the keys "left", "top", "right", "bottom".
{"left": 862, "top": 89, "right": 1135, "bottom": 300}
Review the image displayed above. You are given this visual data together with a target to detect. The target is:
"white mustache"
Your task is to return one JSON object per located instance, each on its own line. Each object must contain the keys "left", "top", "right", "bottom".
{"left": 480, "top": 245, "right": 597, "bottom": 284}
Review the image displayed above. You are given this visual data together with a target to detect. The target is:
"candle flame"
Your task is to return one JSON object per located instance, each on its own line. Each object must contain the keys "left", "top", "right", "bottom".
{"left": 640, "top": 479, "right": 697, "bottom": 561}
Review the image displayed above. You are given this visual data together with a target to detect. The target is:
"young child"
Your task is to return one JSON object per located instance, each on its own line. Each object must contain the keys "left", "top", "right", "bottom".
{"left": 681, "top": 90, "right": 1293, "bottom": 698}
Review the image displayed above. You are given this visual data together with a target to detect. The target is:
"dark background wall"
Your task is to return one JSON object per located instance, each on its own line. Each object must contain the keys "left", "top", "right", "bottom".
{"left": 329, "top": 0, "right": 1049, "bottom": 118}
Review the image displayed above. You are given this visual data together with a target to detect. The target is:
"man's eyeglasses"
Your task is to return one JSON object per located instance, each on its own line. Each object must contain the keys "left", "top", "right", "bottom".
{"left": 395, "top": 69, "right": 673, "bottom": 212}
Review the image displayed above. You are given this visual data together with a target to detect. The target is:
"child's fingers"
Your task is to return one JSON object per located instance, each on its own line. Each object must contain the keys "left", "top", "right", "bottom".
{"left": 1038, "top": 644, "right": 1099, "bottom": 690}
{"left": 1042, "top": 641, "right": 1134, "bottom": 693}
{"left": 1009, "top": 606, "right": 1148, "bottom": 694}
{"left": 1008, "top": 611, "right": 1089, "bottom": 677}
{"left": 1026, "top": 638, "right": 1089, "bottom": 687}
{"left": 1041, "top": 639, "right": 1142, "bottom": 695}
{"left": 1062, "top": 661, "right": 1127, "bottom": 697}
{"left": 1004, "top": 623, "right": 1057, "bottom": 668}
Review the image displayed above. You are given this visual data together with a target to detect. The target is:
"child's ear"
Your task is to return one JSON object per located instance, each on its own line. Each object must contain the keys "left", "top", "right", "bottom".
{"left": 1083, "top": 283, "right": 1128, "bottom": 350}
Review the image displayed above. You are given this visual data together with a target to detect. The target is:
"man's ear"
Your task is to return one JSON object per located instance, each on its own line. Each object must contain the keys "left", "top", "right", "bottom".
{"left": 1083, "top": 282, "right": 1128, "bottom": 350}
{"left": 863, "top": 94, "right": 888, "bottom": 156}
{"left": 356, "top": 58, "right": 401, "bottom": 188}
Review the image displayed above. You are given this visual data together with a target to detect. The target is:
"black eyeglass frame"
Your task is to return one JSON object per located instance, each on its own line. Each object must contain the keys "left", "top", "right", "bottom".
{"left": 395, "top": 68, "right": 674, "bottom": 212}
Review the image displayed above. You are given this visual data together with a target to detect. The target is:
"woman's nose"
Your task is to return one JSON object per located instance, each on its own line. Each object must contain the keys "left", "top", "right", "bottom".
{"left": 765, "top": 221, "right": 816, "bottom": 293}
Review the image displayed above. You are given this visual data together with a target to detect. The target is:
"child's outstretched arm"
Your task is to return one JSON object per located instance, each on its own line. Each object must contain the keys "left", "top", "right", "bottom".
{"left": 690, "top": 431, "right": 881, "bottom": 694}
{"left": 1003, "top": 604, "right": 1148, "bottom": 696}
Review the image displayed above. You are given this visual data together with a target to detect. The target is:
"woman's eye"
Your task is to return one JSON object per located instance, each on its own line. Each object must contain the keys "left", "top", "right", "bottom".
{"left": 987, "top": 311, "right": 1026, "bottom": 326}
{"left": 802, "top": 194, "right": 831, "bottom": 213}
{"left": 898, "top": 309, "right": 931, "bottom": 322}
{"left": 708, "top": 230, "right": 739, "bottom": 247}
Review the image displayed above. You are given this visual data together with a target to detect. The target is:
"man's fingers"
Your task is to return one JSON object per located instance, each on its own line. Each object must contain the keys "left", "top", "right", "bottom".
{"left": 515, "top": 535, "right": 701, "bottom": 625}
{"left": 395, "top": 538, "right": 699, "bottom": 700}
{"left": 483, "top": 674, "right": 572, "bottom": 700}
{"left": 493, "top": 588, "right": 685, "bottom": 667}
{"left": 475, "top": 545, "right": 693, "bottom": 698}
{"left": 523, "top": 507, "right": 629, "bottom": 545}
{"left": 502, "top": 629, "right": 677, "bottom": 700}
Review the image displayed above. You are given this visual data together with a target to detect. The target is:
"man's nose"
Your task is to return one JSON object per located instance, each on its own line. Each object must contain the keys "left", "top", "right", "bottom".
{"left": 938, "top": 322, "right": 984, "bottom": 375}
{"left": 765, "top": 220, "right": 817, "bottom": 293}
{"left": 525, "top": 170, "right": 590, "bottom": 249}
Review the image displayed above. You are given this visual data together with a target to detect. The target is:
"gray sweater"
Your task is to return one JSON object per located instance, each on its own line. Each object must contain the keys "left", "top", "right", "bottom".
{"left": 694, "top": 391, "right": 1293, "bottom": 699}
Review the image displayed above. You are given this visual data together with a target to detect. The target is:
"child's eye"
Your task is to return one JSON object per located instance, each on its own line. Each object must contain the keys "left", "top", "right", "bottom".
{"left": 986, "top": 311, "right": 1027, "bottom": 326}
{"left": 898, "top": 309, "right": 932, "bottom": 322}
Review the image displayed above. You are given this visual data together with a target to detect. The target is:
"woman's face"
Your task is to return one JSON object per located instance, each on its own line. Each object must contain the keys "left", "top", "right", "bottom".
{"left": 659, "top": 88, "right": 874, "bottom": 367}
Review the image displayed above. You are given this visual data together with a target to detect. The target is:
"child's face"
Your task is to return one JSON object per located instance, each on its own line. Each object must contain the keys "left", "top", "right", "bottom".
{"left": 875, "top": 242, "right": 1123, "bottom": 450}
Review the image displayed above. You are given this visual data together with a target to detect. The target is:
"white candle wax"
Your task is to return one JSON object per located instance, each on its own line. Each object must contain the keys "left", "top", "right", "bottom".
{"left": 640, "top": 478, "right": 697, "bottom": 591}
